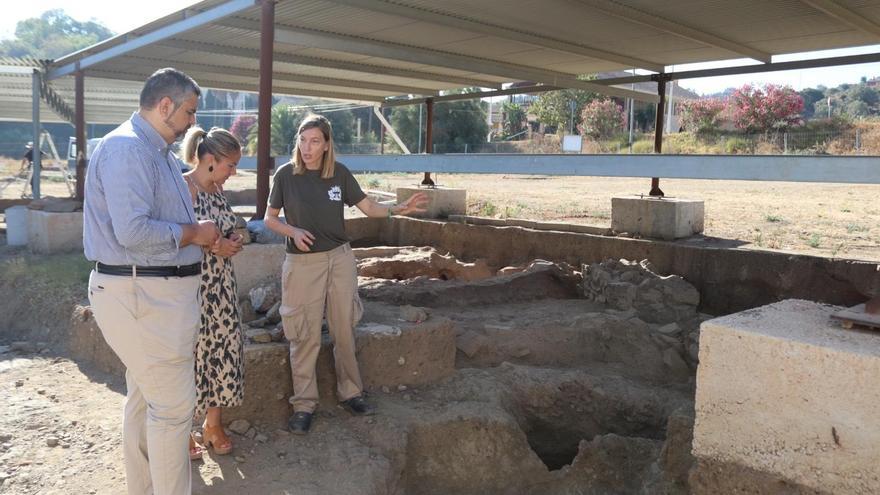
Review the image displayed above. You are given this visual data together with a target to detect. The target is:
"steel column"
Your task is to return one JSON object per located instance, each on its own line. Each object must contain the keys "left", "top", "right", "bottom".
{"left": 650, "top": 77, "right": 667, "bottom": 197}
{"left": 254, "top": 0, "right": 275, "bottom": 220}
{"left": 75, "top": 70, "right": 86, "bottom": 200}
{"left": 31, "top": 69, "right": 41, "bottom": 199}
{"left": 422, "top": 98, "right": 434, "bottom": 187}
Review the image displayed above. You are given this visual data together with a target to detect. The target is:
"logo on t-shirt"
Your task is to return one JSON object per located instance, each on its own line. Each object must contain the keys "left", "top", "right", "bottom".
{"left": 328, "top": 185, "right": 342, "bottom": 202}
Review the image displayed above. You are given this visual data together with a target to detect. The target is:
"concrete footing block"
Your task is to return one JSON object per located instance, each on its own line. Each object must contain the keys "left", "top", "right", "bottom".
{"left": 28, "top": 210, "right": 83, "bottom": 254}
{"left": 611, "top": 196, "right": 704, "bottom": 240}
{"left": 397, "top": 187, "right": 466, "bottom": 219}
{"left": 693, "top": 299, "right": 880, "bottom": 494}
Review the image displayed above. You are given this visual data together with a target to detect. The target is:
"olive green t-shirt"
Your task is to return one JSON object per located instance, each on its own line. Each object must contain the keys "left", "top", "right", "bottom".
{"left": 268, "top": 161, "right": 367, "bottom": 254}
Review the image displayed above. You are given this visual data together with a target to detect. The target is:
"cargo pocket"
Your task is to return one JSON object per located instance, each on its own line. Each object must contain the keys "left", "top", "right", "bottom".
{"left": 280, "top": 304, "right": 309, "bottom": 344}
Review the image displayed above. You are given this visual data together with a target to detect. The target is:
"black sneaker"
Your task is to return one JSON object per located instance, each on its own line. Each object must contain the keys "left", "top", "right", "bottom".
{"left": 288, "top": 411, "right": 313, "bottom": 435}
{"left": 340, "top": 396, "right": 376, "bottom": 416}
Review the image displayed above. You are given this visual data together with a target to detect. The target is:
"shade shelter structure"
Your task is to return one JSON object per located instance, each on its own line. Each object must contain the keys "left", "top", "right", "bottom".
{"left": 29, "top": 0, "right": 880, "bottom": 207}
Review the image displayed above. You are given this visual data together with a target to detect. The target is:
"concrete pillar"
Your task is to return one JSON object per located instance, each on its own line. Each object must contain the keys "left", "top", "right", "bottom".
{"left": 611, "top": 195, "right": 704, "bottom": 240}
{"left": 694, "top": 299, "right": 880, "bottom": 494}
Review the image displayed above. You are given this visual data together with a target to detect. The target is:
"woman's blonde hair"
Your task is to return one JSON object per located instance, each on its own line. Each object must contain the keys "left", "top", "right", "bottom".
{"left": 181, "top": 126, "right": 241, "bottom": 168}
{"left": 293, "top": 114, "right": 336, "bottom": 178}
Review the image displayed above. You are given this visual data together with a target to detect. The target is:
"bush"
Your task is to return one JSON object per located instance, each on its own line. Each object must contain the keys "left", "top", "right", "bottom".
{"left": 631, "top": 140, "right": 655, "bottom": 154}
{"left": 578, "top": 99, "right": 626, "bottom": 139}
{"left": 678, "top": 98, "right": 726, "bottom": 134}
{"left": 730, "top": 84, "right": 804, "bottom": 133}
{"left": 724, "top": 137, "right": 752, "bottom": 154}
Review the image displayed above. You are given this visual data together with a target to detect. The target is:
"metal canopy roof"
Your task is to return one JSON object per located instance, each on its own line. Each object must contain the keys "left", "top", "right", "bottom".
{"left": 0, "top": 58, "right": 141, "bottom": 124}
{"left": 43, "top": 0, "right": 880, "bottom": 105}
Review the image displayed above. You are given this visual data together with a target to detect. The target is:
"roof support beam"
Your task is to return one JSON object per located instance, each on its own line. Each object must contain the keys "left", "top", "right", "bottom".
{"left": 47, "top": 0, "right": 255, "bottom": 80}
{"left": 568, "top": 0, "right": 772, "bottom": 63}
{"left": 157, "top": 39, "right": 501, "bottom": 89}
{"left": 590, "top": 51, "right": 880, "bottom": 86}
{"left": 84, "top": 69, "right": 386, "bottom": 103}
{"left": 800, "top": 0, "right": 880, "bottom": 39}
{"left": 216, "top": 18, "right": 660, "bottom": 102}
{"left": 325, "top": 0, "right": 664, "bottom": 72}
{"left": 124, "top": 56, "right": 438, "bottom": 96}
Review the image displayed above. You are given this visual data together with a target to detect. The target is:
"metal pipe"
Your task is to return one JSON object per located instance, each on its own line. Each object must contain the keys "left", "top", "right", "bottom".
{"left": 31, "top": 69, "right": 41, "bottom": 199}
{"left": 651, "top": 77, "right": 667, "bottom": 197}
{"left": 254, "top": 0, "right": 275, "bottom": 220}
{"left": 75, "top": 70, "right": 86, "bottom": 201}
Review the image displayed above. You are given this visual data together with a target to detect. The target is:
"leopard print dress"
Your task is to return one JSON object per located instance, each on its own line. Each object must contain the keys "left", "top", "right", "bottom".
{"left": 193, "top": 188, "right": 244, "bottom": 414}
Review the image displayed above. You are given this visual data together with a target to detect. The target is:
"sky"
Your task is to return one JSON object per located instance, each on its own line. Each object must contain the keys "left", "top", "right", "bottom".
{"left": 5, "top": 2, "right": 880, "bottom": 97}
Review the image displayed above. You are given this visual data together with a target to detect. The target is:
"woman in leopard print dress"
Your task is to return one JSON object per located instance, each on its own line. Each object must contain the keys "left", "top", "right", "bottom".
{"left": 181, "top": 126, "right": 244, "bottom": 458}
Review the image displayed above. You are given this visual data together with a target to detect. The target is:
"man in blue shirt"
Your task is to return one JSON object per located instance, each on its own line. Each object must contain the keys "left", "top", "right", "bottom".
{"left": 84, "top": 67, "right": 220, "bottom": 495}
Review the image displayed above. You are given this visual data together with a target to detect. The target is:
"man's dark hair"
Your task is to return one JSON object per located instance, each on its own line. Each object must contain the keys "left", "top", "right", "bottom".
{"left": 139, "top": 68, "right": 201, "bottom": 110}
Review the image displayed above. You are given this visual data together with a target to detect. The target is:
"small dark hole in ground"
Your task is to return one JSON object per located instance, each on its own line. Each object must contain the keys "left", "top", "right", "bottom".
{"left": 525, "top": 421, "right": 582, "bottom": 471}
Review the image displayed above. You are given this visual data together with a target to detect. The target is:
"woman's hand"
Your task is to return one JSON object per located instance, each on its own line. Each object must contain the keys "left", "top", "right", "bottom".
{"left": 291, "top": 227, "right": 315, "bottom": 252}
{"left": 394, "top": 192, "right": 429, "bottom": 216}
{"left": 211, "top": 235, "right": 243, "bottom": 258}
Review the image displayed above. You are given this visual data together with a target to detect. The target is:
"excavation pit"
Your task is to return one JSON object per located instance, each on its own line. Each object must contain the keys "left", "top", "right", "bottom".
{"left": 2, "top": 216, "right": 878, "bottom": 494}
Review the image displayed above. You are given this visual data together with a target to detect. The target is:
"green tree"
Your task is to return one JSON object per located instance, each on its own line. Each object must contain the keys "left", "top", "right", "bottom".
{"left": 0, "top": 9, "right": 114, "bottom": 59}
{"left": 246, "top": 102, "right": 356, "bottom": 156}
{"left": 578, "top": 98, "right": 626, "bottom": 139}
{"left": 799, "top": 87, "right": 825, "bottom": 119}
{"left": 387, "top": 91, "right": 488, "bottom": 153}
{"left": 501, "top": 102, "right": 527, "bottom": 139}
{"left": 530, "top": 83, "right": 598, "bottom": 133}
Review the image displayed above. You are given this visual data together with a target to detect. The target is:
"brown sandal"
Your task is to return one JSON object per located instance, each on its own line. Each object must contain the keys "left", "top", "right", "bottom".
{"left": 202, "top": 425, "right": 233, "bottom": 455}
{"left": 189, "top": 432, "right": 206, "bottom": 461}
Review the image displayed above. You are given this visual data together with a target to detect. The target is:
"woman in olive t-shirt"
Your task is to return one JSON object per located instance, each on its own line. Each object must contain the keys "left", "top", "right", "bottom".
{"left": 264, "top": 114, "right": 427, "bottom": 435}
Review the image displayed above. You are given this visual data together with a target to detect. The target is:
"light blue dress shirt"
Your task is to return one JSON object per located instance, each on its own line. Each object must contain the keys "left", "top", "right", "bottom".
{"left": 83, "top": 112, "right": 201, "bottom": 266}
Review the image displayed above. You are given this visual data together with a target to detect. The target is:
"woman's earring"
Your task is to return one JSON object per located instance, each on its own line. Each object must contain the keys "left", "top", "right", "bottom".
{"left": 208, "top": 166, "right": 214, "bottom": 172}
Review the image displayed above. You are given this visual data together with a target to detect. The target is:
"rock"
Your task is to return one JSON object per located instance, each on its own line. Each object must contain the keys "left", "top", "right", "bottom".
{"left": 657, "top": 323, "right": 681, "bottom": 336}
{"left": 46, "top": 437, "right": 59, "bottom": 447}
{"left": 37, "top": 389, "right": 46, "bottom": 395}
{"left": 249, "top": 285, "right": 280, "bottom": 313}
{"left": 269, "top": 325, "right": 285, "bottom": 342}
{"left": 456, "top": 331, "right": 488, "bottom": 358}
{"left": 245, "top": 328, "right": 272, "bottom": 344}
{"left": 238, "top": 299, "right": 257, "bottom": 324}
{"left": 662, "top": 348, "right": 691, "bottom": 375}
{"left": 403, "top": 394, "right": 412, "bottom": 401}
{"left": 381, "top": 386, "right": 391, "bottom": 394}
{"left": 245, "top": 428, "right": 257, "bottom": 440}
{"left": 0, "top": 434, "right": 12, "bottom": 442}
{"left": 228, "top": 419, "right": 251, "bottom": 435}
{"left": 255, "top": 433, "right": 268, "bottom": 443}
{"left": 497, "top": 265, "right": 525, "bottom": 276}
{"left": 511, "top": 347, "right": 531, "bottom": 358}
{"left": 265, "top": 301, "right": 282, "bottom": 324}
{"left": 247, "top": 317, "right": 269, "bottom": 328}
{"left": 358, "top": 323, "right": 401, "bottom": 337}
{"left": 10, "top": 341, "right": 35, "bottom": 353}
{"left": 234, "top": 456, "right": 246, "bottom": 463}
{"left": 14, "top": 380, "right": 24, "bottom": 387}
{"left": 397, "top": 385, "right": 408, "bottom": 392}
{"left": 397, "top": 356, "right": 406, "bottom": 366}
{"left": 400, "top": 305, "right": 429, "bottom": 323}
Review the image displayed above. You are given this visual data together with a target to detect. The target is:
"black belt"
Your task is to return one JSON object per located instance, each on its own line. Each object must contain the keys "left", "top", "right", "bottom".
{"left": 95, "top": 262, "right": 201, "bottom": 277}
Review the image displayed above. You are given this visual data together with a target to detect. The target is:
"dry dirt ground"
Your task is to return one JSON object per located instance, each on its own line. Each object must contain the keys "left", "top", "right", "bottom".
{"left": 2, "top": 250, "right": 703, "bottom": 494}
{"left": 2, "top": 161, "right": 876, "bottom": 261}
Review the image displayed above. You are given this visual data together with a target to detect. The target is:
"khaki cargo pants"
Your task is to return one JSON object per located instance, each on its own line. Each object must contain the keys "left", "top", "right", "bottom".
{"left": 280, "top": 243, "right": 364, "bottom": 413}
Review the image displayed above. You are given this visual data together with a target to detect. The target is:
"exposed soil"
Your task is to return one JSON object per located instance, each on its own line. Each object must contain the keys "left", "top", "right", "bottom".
{"left": 1, "top": 247, "right": 705, "bottom": 494}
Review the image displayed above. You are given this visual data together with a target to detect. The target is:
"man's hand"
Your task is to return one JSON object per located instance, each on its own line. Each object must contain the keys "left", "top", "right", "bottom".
{"left": 291, "top": 227, "right": 315, "bottom": 252}
{"left": 192, "top": 220, "right": 221, "bottom": 247}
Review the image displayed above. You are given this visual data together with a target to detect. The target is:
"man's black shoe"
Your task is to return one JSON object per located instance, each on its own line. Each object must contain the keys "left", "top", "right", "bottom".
{"left": 340, "top": 396, "right": 376, "bottom": 416}
{"left": 288, "top": 411, "right": 313, "bottom": 435}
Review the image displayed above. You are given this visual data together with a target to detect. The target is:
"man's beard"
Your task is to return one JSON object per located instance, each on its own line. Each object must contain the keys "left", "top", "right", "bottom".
{"left": 164, "top": 117, "right": 189, "bottom": 140}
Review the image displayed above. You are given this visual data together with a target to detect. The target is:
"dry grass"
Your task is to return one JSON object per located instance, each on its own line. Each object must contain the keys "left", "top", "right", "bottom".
{"left": 2, "top": 165, "right": 877, "bottom": 262}
{"left": 349, "top": 172, "right": 880, "bottom": 262}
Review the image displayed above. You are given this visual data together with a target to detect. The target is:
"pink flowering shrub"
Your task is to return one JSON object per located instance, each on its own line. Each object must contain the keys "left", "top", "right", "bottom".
{"left": 730, "top": 84, "right": 804, "bottom": 133}
{"left": 678, "top": 98, "right": 726, "bottom": 134}
{"left": 578, "top": 98, "right": 626, "bottom": 139}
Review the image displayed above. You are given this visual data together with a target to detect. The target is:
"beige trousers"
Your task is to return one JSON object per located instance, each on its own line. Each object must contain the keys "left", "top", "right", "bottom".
{"left": 88, "top": 270, "right": 200, "bottom": 495}
{"left": 280, "top": 243, "right": 364, "bottom": 413}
